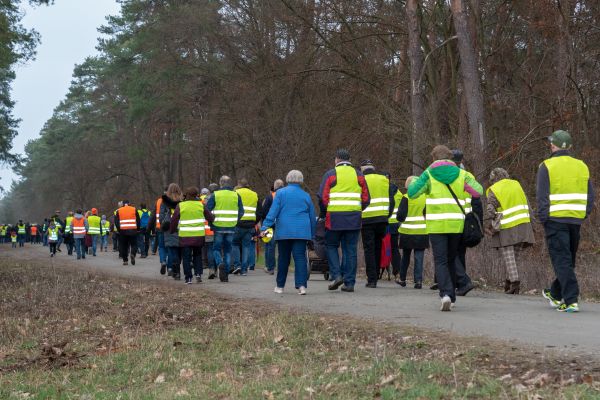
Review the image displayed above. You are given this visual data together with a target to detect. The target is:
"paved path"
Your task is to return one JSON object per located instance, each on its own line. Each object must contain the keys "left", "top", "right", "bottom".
{"left": 3, "top": 244, "right": 600, "bottom": 356}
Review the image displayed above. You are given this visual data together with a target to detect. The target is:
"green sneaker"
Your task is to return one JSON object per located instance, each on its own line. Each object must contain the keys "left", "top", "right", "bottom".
{"left": 542, "top": 289, "right": 562, "bottom": 308}
{"left": 557, "top": 303, "right": 579, "bottom": 313}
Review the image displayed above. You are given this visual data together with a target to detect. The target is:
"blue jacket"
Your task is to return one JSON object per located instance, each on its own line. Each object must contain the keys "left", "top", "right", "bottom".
{"left": 262, "top": 184, "right": 316, "bottom": 241}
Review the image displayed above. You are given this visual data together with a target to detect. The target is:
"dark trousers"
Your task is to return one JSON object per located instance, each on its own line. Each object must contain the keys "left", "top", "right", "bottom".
{"left": 49, "top": 242, "right": 57, "bottom": 255}
{"left": 545, "top": 221, "right": 581, "bottom": 305}
{"left": 137, "top": 230, "right": 150, "bottom": 256}
{"left": 361, "top": 222, "right": 388, "bottom": 285}
{"left": 400, "top": 248, "right": 424, "bottom": 282}
{"left": 112, "top": 233, "right": 119, "bottom": 251}
{"left": 182, "top": 246, "right": 203, "bottom": 279}
{"left": 429, "top": 233, "right": 461, "bottom": 302}
{"left": 276, "top": 239, "right": 309, "bottom": 289}
{"left": 168, "top": 246, "right": 182, "bottom": 275}
{"left": 390, "top": 232, "right": 401, "bottom": 276}
{"left": 65, "top": 235, "right": 74, "bottom": 255}
{"left": 455, "top": 244, "right": 472, "bottom": 289}
{"left": 119, "top": 234, "right": 137, "bottom": 262}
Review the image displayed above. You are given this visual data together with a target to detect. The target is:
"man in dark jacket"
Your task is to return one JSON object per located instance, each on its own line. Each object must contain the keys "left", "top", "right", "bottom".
{"left": 318, "top": 149, "right": 370, "bottom": 292}
{"left": 260, "top": 178, "right": 284, "bottom": 274}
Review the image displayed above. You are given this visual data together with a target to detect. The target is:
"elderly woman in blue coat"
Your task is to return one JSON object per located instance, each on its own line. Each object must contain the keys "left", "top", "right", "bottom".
{"left": 261, "top": 170, "right": 316, "bottom": 295}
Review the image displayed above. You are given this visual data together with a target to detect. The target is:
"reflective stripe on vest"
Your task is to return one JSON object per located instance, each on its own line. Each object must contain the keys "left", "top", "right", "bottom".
{"left": 487, "top": 178, "right": 531, "bottom": 229}
{"left": 362, "top": 173, "right": 390, "bottom": 219}
{"left": 48, "top": 228, "right": 59, "bottom": 241}
{"left": 18, "top": 224, "right": 25, "bottom": 234}
{"left": 155, "top": 197, "right": 163, "bottom": 226}
{"left": 424, "top": 169, "right": 467, "bottom": 234}
{"left": 213, "top": 190, "right": 240, "bottom": 228}
{"left": 178, "top": 201, "right": 206, "bottom": 237}
{"left": 102, "top": 220, "right": 110, "bottom": 235}
{"left": 327, "top": 165, "right": 362, "bottom": 213}
{"left": 236, "top": 187, "right": 259, "bottom": 221}
{"left": 87, "top": 215, "right": 101, "bottom": 235}
{"left": 72, "top": 218, "right": 86, "bottom": 235}
{"left": 118, "top": 206, "right": 138, "bottom": 230}
{"left": 543, "top": 156, "right": 589, "bottom": 219}
{"left": 64, "top": 216, "right": 73, "bottom": 233}
{"left": 399, "top": 194, "right": 427, "bottom": 235}
{"left": 388, "top": 189, "right": 403, "bottom": 225}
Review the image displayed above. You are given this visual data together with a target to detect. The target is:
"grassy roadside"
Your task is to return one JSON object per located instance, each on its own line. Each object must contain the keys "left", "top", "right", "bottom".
{"left": 1, "top": 260, "right": 599, "bottom": 399}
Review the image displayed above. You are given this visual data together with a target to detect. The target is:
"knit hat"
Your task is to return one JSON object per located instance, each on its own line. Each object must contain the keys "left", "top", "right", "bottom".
{"left": 549, "top": 130, "right": 572, "bottom": 149}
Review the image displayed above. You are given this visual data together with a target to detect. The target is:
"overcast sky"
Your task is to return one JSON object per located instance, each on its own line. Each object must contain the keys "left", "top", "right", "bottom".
{"left": 0, "top": 0, "right": 121, "bottom": 191}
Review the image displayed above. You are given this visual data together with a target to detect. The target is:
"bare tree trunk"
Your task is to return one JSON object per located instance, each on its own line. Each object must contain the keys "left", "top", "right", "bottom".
{"left": 451, "top": 0, "right": 486, "bottom": 175}
{"left": 406, "top": 0, "right": 426, "bottom": 173}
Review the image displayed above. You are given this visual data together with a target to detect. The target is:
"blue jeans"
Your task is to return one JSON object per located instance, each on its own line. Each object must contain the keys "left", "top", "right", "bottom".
{"left": 90, "top": 235, "right": 99, "bottom": 255}
{"left": 203, "top": 242, "right": 215, "bottom": 270}
{"left": 167, "top": 246, "right": 181, "bottom": 275}
{"left": 400, "top": 248, "right": 425, "bottom": 282}
{"left": 156, "top": 231, "right": 167, "bottom": 265}
{"left": 75, "top": 238, "right": 86, "bottom": 259}
{"left": 276, "top": 239, "right": 309, "bottom": 289}
{"left": 182, "top": 246, "right": 203, "bottom": 279}
{"left": 17, "top": 234, "right": 25, "bottom": 247}
{"left": 232, "top": 227, "right": 254, "bottom": 273}
{"left": 264, "top": 240, "right": 276, "bottom": 271}
{"left": 325, "top": 229, "right": 360, "bottom": 288}
{"left": 213, "top": 232, "right": 234, "bottom": 268}
{"left": 101, "top": 235, "right": 108, "bottom": 250}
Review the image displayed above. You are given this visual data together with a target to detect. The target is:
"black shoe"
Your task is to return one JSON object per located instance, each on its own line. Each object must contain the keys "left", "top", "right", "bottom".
{"left": 57, "top": 248, "right": 62, "bottom": 252}
{"left": 430, "top": 283, "right": 439, "bottom": 290}
{"left": 195, "top": 275, "right": 202, "bottom": 283}
{"left": 152, "top": 252, "right": 157, "bottom": 256}
{"left": 208, "top": 269, "right": 216, "bottom": 279}
{"left": 456, "top": 282, "right": 475, "bottom": 297}
{"left": 340, "top": 285, "right": 354, "bottom": 292}
{"left": 173, "top": 273, "right": 181, "bottom": 281}
{"left": 167, "top": 269, "right": 173, "bottom": 277}
{"left": 131, "top": 255, "right": 136, "bottom": 265}
{"left": 365, "top": 282, "right": 377, "bottom": 288}
{"left": 123, "top": 261, "right": 128, "bottom": 266}
{"left": 219, "top": 264, "right": 228, "bottom": 282}
{"left": 396, "top": 280, "right": 406, "bottom": 287}
{"left": 160, "top": 263, "right": 166, "bottom": 275}
{"left": 185, "top": 277, "right": 192, "bottom": 284}
{"left": 328, "top": 277, "right": 344, "bottom": 291}
{"left": 414, "top": 282, "right": 422, "bottom": 289}
{"left": 232, "top": 267, "right": 241, "bottom": 275}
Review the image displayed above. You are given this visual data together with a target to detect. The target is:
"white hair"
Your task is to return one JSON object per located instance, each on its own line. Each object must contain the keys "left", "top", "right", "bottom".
{"left": 286, "top": 170, "right": 304, "bottom": 184}
{"left": 219, "top": 175, "right": 232, "bottom": 188}
{"left": 273, "top": 179, "right": 284, "bottom": 190}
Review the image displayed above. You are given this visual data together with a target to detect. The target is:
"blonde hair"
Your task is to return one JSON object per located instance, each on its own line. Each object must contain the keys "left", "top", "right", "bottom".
{"left": 405, "top": 176, "right": 417, "bottom": 189}
{"left": 430, "top": 145, "right": 453, "bottom": 161}
{"left": 166, "top": 183, "right": 183, "bottom": 202}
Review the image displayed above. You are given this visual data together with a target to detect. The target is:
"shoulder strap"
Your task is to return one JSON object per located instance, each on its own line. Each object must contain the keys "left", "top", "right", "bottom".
{"left": 445, "top": 184, "right": 466, "bottom": 216}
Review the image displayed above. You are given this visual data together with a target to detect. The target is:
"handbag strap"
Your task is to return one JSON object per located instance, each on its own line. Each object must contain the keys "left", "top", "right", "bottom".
{"left": 445, "top": 184, "right": 466, "bottom": 216}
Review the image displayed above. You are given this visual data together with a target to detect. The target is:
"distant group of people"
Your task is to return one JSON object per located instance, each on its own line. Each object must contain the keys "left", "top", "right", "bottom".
{"left": 3, "top": 130, "right": 593, "bottom": 312}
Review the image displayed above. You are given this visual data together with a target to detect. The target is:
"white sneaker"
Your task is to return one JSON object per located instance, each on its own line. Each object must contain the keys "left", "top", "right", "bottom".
{"left": 274, "top": 287, "right": 283, "bottom": 294}
{"left": 298, "top": 286, "right": 306, "bottom": 295}
{"left": 440, "top": 295, "right": 452, "bottom": 311}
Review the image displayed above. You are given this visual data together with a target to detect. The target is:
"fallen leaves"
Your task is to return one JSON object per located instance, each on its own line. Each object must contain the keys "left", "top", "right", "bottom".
{"left": 154, "top": 373, "right": 166, "bottom": 383}
{"left": 179, "top": 368, "right": 194, "bottom": 379}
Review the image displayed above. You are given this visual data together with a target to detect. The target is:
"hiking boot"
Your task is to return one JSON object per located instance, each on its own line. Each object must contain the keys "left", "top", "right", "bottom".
{"left": 195, "top": 275, "right": 202, "bottom": 283}
{"left": 160, "top": 263, "right": 166, "bottom": 275}
{"left": 557, "top": 303, "right": 579, "bottom": 313}
{"left": 218, "top": 264, "right": 228, "bottom": 282}
{"left": 440, "top": 295, "right": 452, "bottom": 311}
{"left": 456, "top": 282, "right": 474, "bottom": 297}
{"left": 504, "top": 279, "right": 511, "bottom": 292}
{"left": 430, "top": 283, "right": 438, "bottom": 290}
{"left": 123, "top": 261, "right": 128, "bottom": 266}
{"left": 365, "top": 282, "right": 377, "bottom": 288}
{"left": 505, "top": 281, "right": 520, "bottom": 295}
{"left": 328, "top": 277, "right": 344, "bottom": 291}
{"left": 130, "top": 255, "right": 136, "bottom": 265}
{"left": 340, "top": 285, "right": 354, "bottom": 293}
{"left": 396, "top": 280, "right": 406, "bottom": 287}
{"left": 232, "top": 267, "right": 241, "bottom": 275}
{"left": 208, "top": 269, "right": 216, "bottom": 279}
{"left": 542, "top": 289, "right": 562, "bottom": 308}
{"left": 414, "top": 282, "right": 422, "bottom": 289}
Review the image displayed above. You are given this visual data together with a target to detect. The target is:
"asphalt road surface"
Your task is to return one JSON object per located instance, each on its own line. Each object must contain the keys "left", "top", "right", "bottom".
{"left": 3, "top": 243, "right": 599, "bottom": 356}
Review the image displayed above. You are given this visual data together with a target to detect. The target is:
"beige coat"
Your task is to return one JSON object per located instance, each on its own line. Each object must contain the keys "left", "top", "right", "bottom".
{"left": 485, "top": 190, "right": 536, "bottom": 248}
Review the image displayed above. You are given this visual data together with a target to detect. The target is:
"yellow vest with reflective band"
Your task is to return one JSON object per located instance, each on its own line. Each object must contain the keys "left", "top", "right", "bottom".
{"left": 102, "top": 220, "right": 110, "bottom": 235}
{"left": 64, "top": 216, "right": 73, "bottom": 233}
{"left": 425, "top": 169, "right": 468, "bottom": 234}
{"left": 362, "top": 173, "right": 390, "bottom": 219}
{"left": 87, "top": 215, "right": 101, "bottom": 235}
{"left": 178, "top": 200, "right": 206, "bottom": 237}
{"left": 327, "top": 165, "right": 362, "bottom": 213}
{"left": 48, "top": 227, "right": 59, "bottom": 242}
{"left": 18, "top": 224, "right": 25, "bottom": 234}
{"left": 213, "top": 190, "right": 239, "bottom": 228}
{"left": 388, "top": 189, "right": 403, "bottom": 224}
{"left": 463, "top": 170, "right": 475, "bottom": 213}
{"left": 399, "top": 194, "right": 427, "bottom": 235}
{"left": 486, "top": 179, "right": 530, "bottom": 229}
{"left": 543, "top": 156, "right": 589, "bottom": 219}
{"left": 236, "top": 187, "right": 258, "bottom": 222}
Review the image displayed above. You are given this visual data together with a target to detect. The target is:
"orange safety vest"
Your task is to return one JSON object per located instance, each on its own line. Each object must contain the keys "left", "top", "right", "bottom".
{"left": 31, "top": 226, "right": 38, "bottom": 235}
{"left": 155, "top": 197, "right": 163, "bottom": 228}
{"left": 118, "top": 205, "right": 138, "bottom": 230}
{"left": 72, "top": 217, "right": 86, "bottom": 235}
{"left": 200, "top": 198, "right": 214, "bottom": 236}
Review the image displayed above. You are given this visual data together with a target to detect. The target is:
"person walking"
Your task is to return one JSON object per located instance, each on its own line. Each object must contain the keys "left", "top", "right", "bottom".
{"left": 538, "top": 130, "right": 594, "bottom": 313}
{"left": 397, "top": 176, "right": 429, "bottom": 289}
{"left": 160, "top": 184, "right": 183, "bottom": 279}
{"left": 408, "top": 145, "right": 483, "bottom": 311}
{"left": 232, "top": 179, "right": 261, "bottom": 276}
{"left": 318, "top": 149, "right": 370, "bottom": 293}
{"left": 359, "top": 160, "right": 393, "bottom": 288}
{"left": 101, "top": 215, "right": 110, "bottom": 252}
{"left": 137, "top": 203, "right": 151, "bottom": 258}
{"left": 47, "top": 220, "right": 61, "bottom": 257}
{"left": 388, "top": 176, "right": 403, "bottom": 280}
{"left": 87, "top": 208, "right": 102, "bottom": 256}
{"left": 261, "top": 179, "right": 284, "bottom": 275}
{"left": 11, "top": 229, "right": 17, "bottom": 248}
{"left": 115, "top": 200, "right": 140, "bottom": 266}
{"left": 206, "top": 176, "right": 244, "bottom": 282}
{"left": 152, "top": 188, "right": 168, "bottom": 273}
{"left": 201, "top": 186, "right": 217, "bottom": 279}
{"left": 485, "top": 168, "right": 535, "bottom": 294}
{"left": 261, "top": 170, "right": 315, "bottom": 295}
{"left": 30, "top": 224, "right": 38, "bottom": 244}
{"left": 64, "top": 211, "right": 74, "bottom": 256}
{"left": 70, "top": 210, "right": 89, "bottom": 260}
{"left": 16, "top": 220, "right": 26, "bottom": 247}
{"left": 111, "top": 201, "right": 122, "bottom": 253}
{"left": 42, "top": 219, "right": 48, "bottom": 247}
{"left": 170, "top": 187, "right": 214, "bottom": 284}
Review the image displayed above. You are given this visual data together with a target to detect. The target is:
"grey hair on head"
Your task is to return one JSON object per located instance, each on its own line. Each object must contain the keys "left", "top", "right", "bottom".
{"left": 219, "top": 175, "right": 233, "bottom": 188}
{"left": 489, "top": 167, "right": 510, "bottom": 185}
{"left": 286, "top": 170, "right": 304, "bottom": 184}
{"left": 273, "top": 179, "right": 284, "bottom": 190}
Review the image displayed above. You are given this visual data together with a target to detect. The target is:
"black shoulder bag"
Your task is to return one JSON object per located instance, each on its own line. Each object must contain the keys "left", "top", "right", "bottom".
{"left": 445, "top": 184, "right": 483, "bottom": 248}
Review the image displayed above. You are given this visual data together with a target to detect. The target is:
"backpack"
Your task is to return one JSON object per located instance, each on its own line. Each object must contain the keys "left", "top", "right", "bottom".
{"left": 140, "top": 210, "right": 151, "bottom": 229}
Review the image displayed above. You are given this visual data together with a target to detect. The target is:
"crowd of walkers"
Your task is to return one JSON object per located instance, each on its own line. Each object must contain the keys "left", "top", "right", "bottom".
{"left": 2, "top": 130, "right": 594, "bottom": 312}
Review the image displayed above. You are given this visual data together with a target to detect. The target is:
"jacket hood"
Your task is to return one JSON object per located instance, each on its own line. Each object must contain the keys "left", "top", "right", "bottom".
{"left": 428, "top": 160, "right": 460, "bottom": 184}
{"left": 162, "top": 194, "right": 180, "bottom": 208}
{"left": 74, "top": 213, "right": 84, "bottom": 219}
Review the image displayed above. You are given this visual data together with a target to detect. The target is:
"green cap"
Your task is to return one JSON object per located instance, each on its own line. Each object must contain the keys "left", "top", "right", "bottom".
{"left": 548, "top": 130, "right": 572, "bottom": 149}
